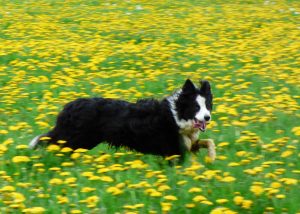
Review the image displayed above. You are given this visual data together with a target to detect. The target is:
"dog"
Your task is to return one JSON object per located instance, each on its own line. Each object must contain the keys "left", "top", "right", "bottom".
{"left": 29, "top": 79, "right": 215, "bottom": 161}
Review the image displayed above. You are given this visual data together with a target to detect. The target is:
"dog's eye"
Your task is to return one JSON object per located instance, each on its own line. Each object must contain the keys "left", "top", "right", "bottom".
{"left": 195, "top": 105, "right": 200, "bottom": 111}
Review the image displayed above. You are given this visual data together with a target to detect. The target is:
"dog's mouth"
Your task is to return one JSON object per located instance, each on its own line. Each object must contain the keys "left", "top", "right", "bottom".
{"left": 193, "top": 119, "right": 207, "bottom": 132}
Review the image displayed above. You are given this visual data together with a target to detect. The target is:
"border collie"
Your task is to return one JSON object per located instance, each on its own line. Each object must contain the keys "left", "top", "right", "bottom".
{"left": 29, "top": 79, "right": 215, "bottom": 161}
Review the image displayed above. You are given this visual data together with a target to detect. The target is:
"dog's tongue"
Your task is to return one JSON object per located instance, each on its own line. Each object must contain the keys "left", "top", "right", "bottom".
{"left": 194, "top": 120, "right": 206, "bottom": 131}
{"left": 200, "top": 121, "right": 206, "bottom": 131}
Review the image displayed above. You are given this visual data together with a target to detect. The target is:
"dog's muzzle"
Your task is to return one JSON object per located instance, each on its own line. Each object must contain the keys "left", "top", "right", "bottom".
{"left": 193, "top": 119, "right": 207, "bottom": 132}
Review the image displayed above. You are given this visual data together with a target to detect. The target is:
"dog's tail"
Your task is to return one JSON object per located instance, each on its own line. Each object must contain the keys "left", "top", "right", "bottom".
{"left": 29, "top": 134, "right": 45, "bottom": 149}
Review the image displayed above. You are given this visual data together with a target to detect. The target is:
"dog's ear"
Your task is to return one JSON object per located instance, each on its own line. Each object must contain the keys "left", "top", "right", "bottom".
{"left": 182, "top": 79, "right": 196, "bottom": 93}
{"left": 200, "top": 80, "right": 212, "bottom": 94}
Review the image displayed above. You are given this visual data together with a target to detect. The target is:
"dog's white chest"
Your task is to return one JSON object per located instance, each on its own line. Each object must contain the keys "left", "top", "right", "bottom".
{"left": 180, "top": 128, "right": 199, "bottom": 151}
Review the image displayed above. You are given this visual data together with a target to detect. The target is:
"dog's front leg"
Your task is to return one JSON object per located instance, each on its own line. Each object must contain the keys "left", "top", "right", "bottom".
{"left": 191, "top": 139, "right": 216, "bottom": 161}
{"left": 182, "top": 135, "right": 192, "bottom": 151}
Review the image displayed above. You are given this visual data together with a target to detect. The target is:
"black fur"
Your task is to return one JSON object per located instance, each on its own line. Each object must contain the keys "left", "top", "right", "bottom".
{"left": 46, "top": 98, "right": 183, "bottom": 156}
{"left": 33, "top": 79, "right": 212, "bottom": 158}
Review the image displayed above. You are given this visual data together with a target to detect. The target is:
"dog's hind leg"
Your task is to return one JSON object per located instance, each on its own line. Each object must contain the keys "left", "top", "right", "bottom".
{"left": 191, "top": 139, "right": 216, "bottom": 161}
{"left": 29, "top": 134, "right": 47, "bottom": 149}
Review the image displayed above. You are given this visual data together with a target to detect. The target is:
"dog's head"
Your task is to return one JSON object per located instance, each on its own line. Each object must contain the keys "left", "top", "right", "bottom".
{"left": 174, "top": 79, "right": 213, "bottom": 132}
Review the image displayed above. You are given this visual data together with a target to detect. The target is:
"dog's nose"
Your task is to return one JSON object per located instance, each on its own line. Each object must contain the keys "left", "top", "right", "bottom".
{"left": 204, "top": 115, "right": 211, "bottom": 121}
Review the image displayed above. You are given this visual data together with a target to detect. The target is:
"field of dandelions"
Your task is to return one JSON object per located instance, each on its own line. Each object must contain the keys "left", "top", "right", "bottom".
{"left": 0, "top": 0, "right": 299, "bottom": 213}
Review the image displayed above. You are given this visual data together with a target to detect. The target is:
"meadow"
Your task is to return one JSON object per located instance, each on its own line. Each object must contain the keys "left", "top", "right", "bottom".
{"left": 0, "top": 0, "right": 300, "bottom": 213}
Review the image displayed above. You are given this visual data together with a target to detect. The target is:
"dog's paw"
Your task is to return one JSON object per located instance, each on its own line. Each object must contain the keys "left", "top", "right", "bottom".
{"left": 196, "top": 139, "right": 216, "bottom": 162}
{"left": 206, "top": 139, "right": 216, "bottom": 162}
{"left": 190, "top": 139, "right": 216, "bottom": 162}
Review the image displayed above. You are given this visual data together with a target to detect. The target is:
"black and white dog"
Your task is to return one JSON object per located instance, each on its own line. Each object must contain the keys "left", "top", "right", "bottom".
{"left": 29, "top": 79, "right": 215, "bottom": 161}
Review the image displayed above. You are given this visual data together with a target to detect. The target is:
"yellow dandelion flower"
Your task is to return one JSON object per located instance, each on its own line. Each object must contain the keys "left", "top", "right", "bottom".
{"left": 56, "top": 195, "right": 69, "bottom": 204}
{"left": 64, "top": 177, "right": 77, "bottom": 184}
{"left": 74, "top": 148, "right": 88, "bottom": 153}
{"left": 218, "top": 142, "right": 229, "bottom": 147}
{"left": 35, "top": 121, "right": 50, "bottom": 128}
{"left": 250, "top": 185, "right": 264, "bottom": 196}
{"left": 193, "top": 195, "right": 207, "bottom": 202}
{"left": 86, "top": 195, "right": 100, "bottom": 204}
{"left": 220, "top": 176, "right": 236, "bottom": 183}
{"left": 217, "top": 155, "right": 227, "bottom": 160}
{"left": 70, "top": 210, "right": 82, "bottom": 214}
{"left": 57, "top": 140, "right": 67, "bottom": 144}
{"left": 106, "top": 187, "right": 123, "bottom": 195}
{"left": 201, "top": 200, "right": 213, "bottom": 205}
{"left": 149, "top": 191, "right": 162, "bottom": 197}
{"left": 134, "top": 204, "right": 144, "bottom": 208}
{"left": 99, "top": 176, "right": 114, "bottom": 182}
{"left": 210, "top": 207, "right": 237, "bottom": 214}
{"left": 160, "top": 202, "right": 172, "bottom": 212}
{"left": 126, "top": 160, "right": 148, "bottom": 169}
{"left": 81, "top": 171, "right": 94, "bottom": 177}
{"left": 22, "top": 207, "right": 46, "bottom": 214}
{"left": 61, "top": 162, "right": 74, "bottom": 167}
{"left": 3, "top": 138, "right": 13, "bottom": 145}
{"left": 10, "top": 192, "right": 26, "bottom": 203}
{"left": 188, "top": 187, "right": 202, "bottom": 193}
{"left": 81, "top": 187, "right": 96, "bottom": 193}
{"left": 16, "top": 182, "right": 31, "bottom": 188}
{"left": 233, "top": 196, "right": 244, "bottom": 205}
{"left": 116, "top": 182, "right": 126, "bottom": 188}
{"left": 0, "top": 130, "right": 8, "bottom": 134}
{"left": 95, "top": 154, "right": 111, "bottom": 162}
{"left": 270, "top": 182, "right": 281, "bottom": 188}
{"left": 165, "top": 155, "right": 180, "bottom": 160}
{"left": 210, "top": 207, "right": 224, "bottom": 214}
{"left": 40, "top": 136, "right": 51, "bottom": 141}
{"left": 163, "top": 195, "right": 178, "bottom": 201}
{"left": 280, "top": 178, "right": 298, "bottom": 185}
{"left": 185, "top": 203, "right": 196, "bottom": 208}
{"left": 228, "top": 162, "right": 240, "bottom": 167}
{"left": 177, "top": 180, "right": 187, "bottom": 185}
{"left": 276, "top": 194, "right": 286, "bottom": 199}
{"left": 33, "top": 163, "right": 44, "bottom": 167}
{"left": 0, "top": 144, "right": 7, "bottom": 153}
{"left": 49, "top": 178, "right": 63, "bottom": 185}
{"left": 49, "top": 167, "right": 61, "bottom": 171}
{"left": 236, "top": 151, "right": 247, "bottom": 157}
{"left": 71, "top": 152, "right": 81, "bottom": 159}
{"left": 216, "top": 199, "right": 229, "bottom": 204}
{"left": 157, "top": 185, "right": 171, "bottom": 192}
{"left": 205, "top": 156, "right": 214, "bottom": 163}
{"left": 0, "top": 185, "right": 16, "bottom": 192}
{"left": 265, "top": 207, "right": 274, "bottom": 212}
{"left": 241, "top": 200, "right": 253, "bottom": 209}
{"left": 60, "top": 147, "right": 73, "bottom": 153}
{"left": 12, "top": 156, "right": 31, "bottom": 163}
{"left": 37, "top": 194, "right": 50, "bottom": 199}
{"left": 16, "top": 144, "right": 29, "bottom": 149}
{"left": 46, "top": 144, "right": 60, "bottom": 152}
{"left": 291, "top": 126, "right": 300, "bottom": 136}
{"left": 123, "top": 205, "right": 136, "bottom": 209}
{"left": 280, "top": 150, "right": 293, "bottom": 158}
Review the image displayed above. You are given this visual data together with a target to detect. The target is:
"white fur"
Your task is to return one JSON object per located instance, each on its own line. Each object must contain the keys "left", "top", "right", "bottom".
{"left": 29, "top": 135, "right": 42, "bottom": 149}
{"left": 207, "top": 140, "right": 216, "bottom": 161}
{"left": 195, "top": 96, "right": 211, "bottom": 122}
{"left": 167, "top": 89, "right": 191, "bottom": 130}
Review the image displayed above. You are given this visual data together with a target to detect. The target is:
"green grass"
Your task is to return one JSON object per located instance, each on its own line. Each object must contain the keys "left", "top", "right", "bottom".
{"left": 0, "top": 0, "right": 300, "bottom": 213}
